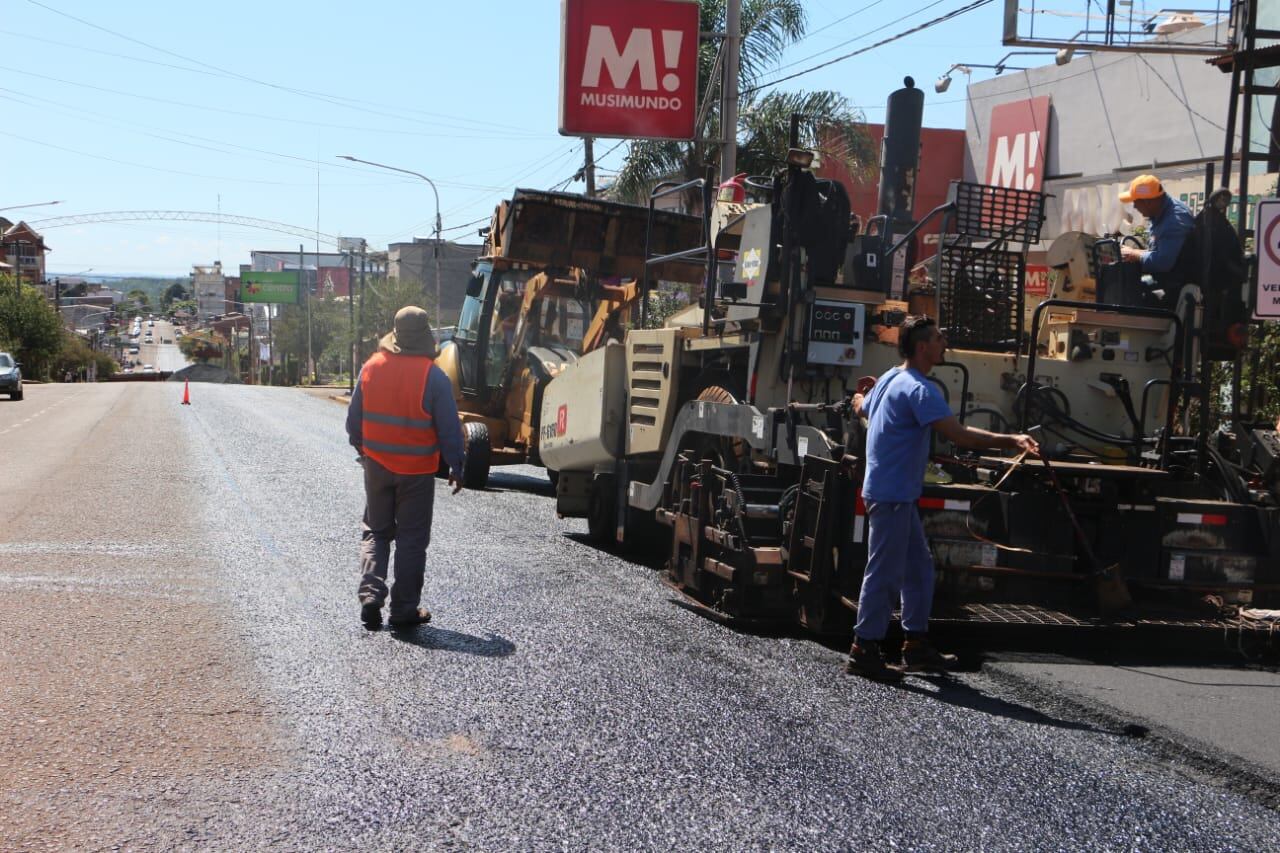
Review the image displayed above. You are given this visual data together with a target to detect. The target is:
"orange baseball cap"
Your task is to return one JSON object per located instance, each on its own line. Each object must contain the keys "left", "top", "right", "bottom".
{"left": 1119, "top": 174, "right": 1164, "bottom": 203}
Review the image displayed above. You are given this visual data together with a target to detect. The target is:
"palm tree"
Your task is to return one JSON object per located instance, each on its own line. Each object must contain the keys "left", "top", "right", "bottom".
{"left": 612, "top": 0, "right": 874, "bottom": 210}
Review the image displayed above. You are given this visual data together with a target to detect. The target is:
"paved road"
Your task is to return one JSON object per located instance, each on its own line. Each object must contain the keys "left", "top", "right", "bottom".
{"left": 125, "top": 319, "right": 188, "bottom": 374}
{"left": 2, "top": 382, "right": 1278, "bottom": 850}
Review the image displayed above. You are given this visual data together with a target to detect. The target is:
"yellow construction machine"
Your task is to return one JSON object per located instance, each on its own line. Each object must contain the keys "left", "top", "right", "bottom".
{"left": 434, "top": 189, "right": 701, "bottom": 487}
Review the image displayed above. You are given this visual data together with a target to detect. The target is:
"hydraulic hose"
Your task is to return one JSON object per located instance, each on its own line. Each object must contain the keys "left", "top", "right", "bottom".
{"left": 1017, "top": 383, "right": 1148, "bottom": 449}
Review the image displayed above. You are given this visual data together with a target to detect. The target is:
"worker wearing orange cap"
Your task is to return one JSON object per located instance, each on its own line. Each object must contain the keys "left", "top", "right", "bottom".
{"left": 1118, "top": 174, "right": 1195, "bottom": 298}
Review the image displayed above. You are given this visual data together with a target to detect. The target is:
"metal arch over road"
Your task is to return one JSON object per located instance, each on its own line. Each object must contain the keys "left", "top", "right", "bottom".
{"left": 28, "top": 211, "right": 342, "bottom": 248}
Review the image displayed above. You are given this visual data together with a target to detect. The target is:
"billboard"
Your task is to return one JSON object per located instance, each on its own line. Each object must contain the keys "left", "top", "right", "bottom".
{"left": 240, "top": 271, "right": 300, "bottom": 304}
{"left": 317, "top": 266, "right": 351, "bottom": 298}
{"left": 985, "top": 96, "right": 1051, "bottom": 193}
{"left": 559, "top": 0, "right": 699, "bottom": 140}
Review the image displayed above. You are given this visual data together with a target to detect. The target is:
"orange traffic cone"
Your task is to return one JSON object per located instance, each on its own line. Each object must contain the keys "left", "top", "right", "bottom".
{"left": 181, "top": 380, "right": 191, "bottom": 405}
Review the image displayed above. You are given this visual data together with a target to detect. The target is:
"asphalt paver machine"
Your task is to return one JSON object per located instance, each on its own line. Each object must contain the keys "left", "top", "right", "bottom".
{"left": 539, "top": 113, "right": 1280, "bottom": 640}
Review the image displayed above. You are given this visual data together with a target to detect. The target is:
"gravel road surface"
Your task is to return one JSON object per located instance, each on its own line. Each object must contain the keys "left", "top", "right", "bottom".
{"left": 2, "top": 382, "right": 1277, "bottom": 851}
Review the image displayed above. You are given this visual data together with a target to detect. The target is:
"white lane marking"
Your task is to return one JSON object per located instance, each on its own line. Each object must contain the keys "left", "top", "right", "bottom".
{"left": 0, "top": 391, "right": 82, "bottom": 436}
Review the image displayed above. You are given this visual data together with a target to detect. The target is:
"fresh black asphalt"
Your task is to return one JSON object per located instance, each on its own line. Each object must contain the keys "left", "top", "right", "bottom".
{"left": 158, "top": 383, "right": 1280, "bottom": 850}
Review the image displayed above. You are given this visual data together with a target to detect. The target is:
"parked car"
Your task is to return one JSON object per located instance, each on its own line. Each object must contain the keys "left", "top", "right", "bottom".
{"left": 0, "top": 352, "right": 22, "bottom": 400}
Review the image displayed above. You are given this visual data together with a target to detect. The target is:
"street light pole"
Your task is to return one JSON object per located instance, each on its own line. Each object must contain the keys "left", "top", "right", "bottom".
{"left": 336, "top": 155, "right": 444, "bottom": 323}
{"left": 0, "top": 200, "right": 63, "bottom": 214}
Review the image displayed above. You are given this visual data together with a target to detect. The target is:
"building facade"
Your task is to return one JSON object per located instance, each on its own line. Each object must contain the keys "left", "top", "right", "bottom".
{"left": 192, "top": 262, "right": 227, "bottom": 319}
{"left": 386, "top": 240, "right": 482, "bottom": 326}
{"left": 0, "top": 220, "right": 49, "bottom": 286}
{"left": 962, "top": 25, "right": 1278, "bottom": 244}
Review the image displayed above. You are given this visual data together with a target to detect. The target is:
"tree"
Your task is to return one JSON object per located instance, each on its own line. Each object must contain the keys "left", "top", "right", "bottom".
{"left": 0, "top": 276, "right": 63, "bottom": 379}
{"left": 162, "top": 282, "right": 189, "bottom": 308}
{"left": 612, "top": 0, "right": 874, "bottom": 209}
{"left": 178, "top": 329, "right": 227, "bottom": 364}
{"left": 360, "top": 275, "right": 436, "bottom": 356}
{"left": 52, "top": 331, "right": 117, "bottom": 380}
{"left": 271, "top": 293, "right": 348, "bottom": 382}
{"left": 126, "top": 289, "right": 152, "bottom": 313}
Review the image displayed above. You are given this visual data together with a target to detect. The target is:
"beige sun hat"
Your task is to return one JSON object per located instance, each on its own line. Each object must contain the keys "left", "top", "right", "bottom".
{"left": 379, "top": 305, "right": 438, "bottom": 357}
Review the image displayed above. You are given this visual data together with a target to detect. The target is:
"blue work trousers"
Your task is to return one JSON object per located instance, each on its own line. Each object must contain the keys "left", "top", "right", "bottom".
{"left": 855, "top": 500, "right": 936, "bottom": 641}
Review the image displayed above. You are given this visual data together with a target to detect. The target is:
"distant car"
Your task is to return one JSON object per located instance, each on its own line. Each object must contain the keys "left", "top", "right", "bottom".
{"left": 142, "top": 364, "right": 156, "bottom": 373}
{"left": 0, "top": 352, "right": 22, "bottom": 400}
{"left": 129, "top": 345, "right": 140, "bottom": 354}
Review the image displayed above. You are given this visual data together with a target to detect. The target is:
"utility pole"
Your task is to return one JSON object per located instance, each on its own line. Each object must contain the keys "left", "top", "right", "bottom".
{"left": 583, "top": 137, "right": 596, "bottom": 197}
{"left": 347, "top": 250, "right": 355, "bottom": 393}
{"left": 357, "top": 251, "right": 365, "bottom": 370}
{"left": 249, "top": 310, "right": 256, "bottom": 385}
{"left": 433, "top": 223, "right": 442, "bottom": 327}
{"left": 301, "top": 243, "right": 314, "bottom": 385}
{"left": 720, "top": 0, "right": 742, "bottom": 184}
{"left": 359, "top": 243, "right": 367, "bottom": 367}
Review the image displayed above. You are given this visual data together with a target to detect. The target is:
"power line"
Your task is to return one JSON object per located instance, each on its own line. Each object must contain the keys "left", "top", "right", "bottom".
{"left": 439, "top": 143, "right": 584, "bottom": 221}
{"left": 439, "top": 216, "right": 491, "bottom": 235}
{"left": 0, "top": 129, "right": 335, "bottom": 186}
{"left": 0, "top": 63, "right": 551, "bottom": 141}
{"left": 763, "top": 0, "right": 953, "bottom": 78}
{"left": 19, "top": 0, "right": 540, "bottom": 137}
{"left": 0, "top": 85, "right": 513, "bottom": 191}
{"left": 745, "top": 0, "right": 996, "bottom": 96}
{"left": 795, "top": 0, "right": 891, "bottom": 44}
{"left": 1135, "top": 54, "right": 1226, "bottom": 132}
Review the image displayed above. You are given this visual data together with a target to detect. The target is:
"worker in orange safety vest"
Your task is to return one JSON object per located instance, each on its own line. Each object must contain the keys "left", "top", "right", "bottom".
{"left": 346, "top": 306, "right": 466, "bottom": 631}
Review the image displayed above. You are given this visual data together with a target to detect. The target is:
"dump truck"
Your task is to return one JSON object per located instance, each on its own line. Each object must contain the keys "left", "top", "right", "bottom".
{"left": 537, "top": 87, "right": 1278, "bottom": 638}
{"left": 433, "top": 189, "right": 702, "bottom": 488}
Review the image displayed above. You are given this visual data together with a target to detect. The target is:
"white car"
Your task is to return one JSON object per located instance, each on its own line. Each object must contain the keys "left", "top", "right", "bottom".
{"left": 142, "top": 364, "right": 156, "bottom": 373}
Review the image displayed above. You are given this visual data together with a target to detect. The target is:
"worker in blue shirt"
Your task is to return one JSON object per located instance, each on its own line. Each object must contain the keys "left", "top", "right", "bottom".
{"left": 1119, "top": 174, "right": 1196, "bottom": 297}
{"left": 847, "top": 316, "right": 1039, "bottom": 682}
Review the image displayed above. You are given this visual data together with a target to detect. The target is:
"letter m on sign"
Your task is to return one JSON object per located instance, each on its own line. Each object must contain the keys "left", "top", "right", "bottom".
{"left": 984, "top": 96, "right": 1051, "bottom": 192}
{"left": 560, "top": 0, "right": 700, "bottom": 140}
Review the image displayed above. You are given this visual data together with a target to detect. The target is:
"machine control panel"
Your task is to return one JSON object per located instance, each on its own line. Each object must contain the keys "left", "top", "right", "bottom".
{"left": 806, "top": 300, "right": 864, "bottom": 366}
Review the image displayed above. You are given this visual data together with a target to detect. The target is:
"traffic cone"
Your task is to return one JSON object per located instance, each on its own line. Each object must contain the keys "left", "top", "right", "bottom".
{"left": 181, "top": 380, "right": 191, "bottom": 405}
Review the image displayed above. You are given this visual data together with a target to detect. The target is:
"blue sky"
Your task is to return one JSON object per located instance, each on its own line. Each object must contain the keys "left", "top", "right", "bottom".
{"left": 5, "top": 0, "right": 1025, "bottom": 276}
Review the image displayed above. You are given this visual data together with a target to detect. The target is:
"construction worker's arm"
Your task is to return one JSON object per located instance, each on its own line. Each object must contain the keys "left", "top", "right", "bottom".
{"left": 932, "top": 415, "right": 1039, "bottom": 455}
{"left": 425, "top": 366, "right": 467, "bottom": 493}
{"left": 345, "top": 368, "right": 365, "bottom": 456}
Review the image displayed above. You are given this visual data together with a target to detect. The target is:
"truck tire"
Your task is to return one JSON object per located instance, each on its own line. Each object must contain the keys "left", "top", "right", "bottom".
{"left": 10, "top": 387, "right": 22, "bottom": 401}
{"left": 587, "top": 474, "right": 616, "bottom": 546}
{"left": 461, "top": 421, "right": 492, "bottom": 490}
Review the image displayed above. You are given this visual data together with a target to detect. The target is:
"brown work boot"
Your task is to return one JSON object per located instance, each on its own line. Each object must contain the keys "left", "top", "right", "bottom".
{"left": 901, "top": 635, "right": 958, "bottom": 673}
{"left": 844, "top": 639, "right": 904, "bottom": 683}
{"left": 388, "top": 606, "right": 433, "bottom": 629}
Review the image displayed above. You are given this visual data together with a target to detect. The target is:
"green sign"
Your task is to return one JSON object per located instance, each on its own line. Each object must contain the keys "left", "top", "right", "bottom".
{"left": 240, "top": 271, "right": 300, "bottom": 304}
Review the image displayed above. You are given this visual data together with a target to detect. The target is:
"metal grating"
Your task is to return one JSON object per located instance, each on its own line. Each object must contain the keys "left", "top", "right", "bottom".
{"left": 938, "top": 247, "right": 1025, "bottom": 352}
{"left": 951, "top": 182, "right": 1047, "bottom": 244}
{"left": 934, "top": 602, "right": 1101, "bottom": 627}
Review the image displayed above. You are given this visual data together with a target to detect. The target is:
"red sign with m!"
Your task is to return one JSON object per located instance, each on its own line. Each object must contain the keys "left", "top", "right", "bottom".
{"left": 985, "top": 96, "right": 1051, "bottom": 193}
{"left": 559, "top": 0, "right": 700, "bottom": 140}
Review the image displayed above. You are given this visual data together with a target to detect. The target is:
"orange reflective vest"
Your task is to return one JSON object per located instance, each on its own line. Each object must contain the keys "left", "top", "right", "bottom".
{"left": 360, "top": 351, "right": 440, "bottom": 475}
